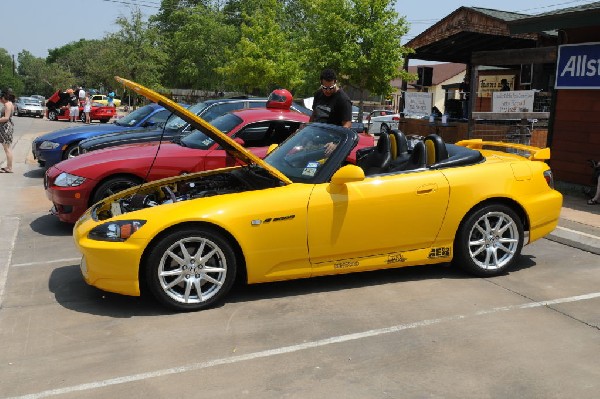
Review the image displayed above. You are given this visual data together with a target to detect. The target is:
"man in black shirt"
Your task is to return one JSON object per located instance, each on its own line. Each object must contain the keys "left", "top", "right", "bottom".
{"left": 310, "top": 69, "right": 353, "bottom": 128}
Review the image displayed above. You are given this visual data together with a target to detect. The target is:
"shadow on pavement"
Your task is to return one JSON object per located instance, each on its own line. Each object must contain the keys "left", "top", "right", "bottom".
{"left": 24, "top": 168, "right": 45, "bottom": 179}
{"left": 30, "top": 214, "right": 73, "bottom": 237}
{"left": 48, "top": 257, "right": 538, "bottom": 318}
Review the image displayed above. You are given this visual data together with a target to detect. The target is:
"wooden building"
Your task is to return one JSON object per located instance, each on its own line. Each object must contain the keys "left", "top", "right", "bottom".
{"left": 509, "top": 2, "right": 600, "bottom": 186}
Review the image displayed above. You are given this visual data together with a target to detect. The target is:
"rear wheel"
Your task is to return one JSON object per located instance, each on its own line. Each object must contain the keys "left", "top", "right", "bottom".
{"left": 453, "top": 204, "right": 523, "bottom": 276}
{"left": 91, "top": 176, "right": 142, "bottom": 204}
{"left": 79, "top": 113, "right": 86, "bottom": 123}
{"left": 145, "top": 227, "right": 237, "bottom": 311}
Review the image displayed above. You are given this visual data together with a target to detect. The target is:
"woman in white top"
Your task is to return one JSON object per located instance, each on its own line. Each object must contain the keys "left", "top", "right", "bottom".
{"left": 83, "top": 94, "right": 92, "bottom": 124}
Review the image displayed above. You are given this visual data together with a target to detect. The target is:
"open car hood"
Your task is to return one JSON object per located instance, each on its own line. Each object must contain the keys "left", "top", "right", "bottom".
{"left": 115, "top": 76, "right": 293, "bottom": 185}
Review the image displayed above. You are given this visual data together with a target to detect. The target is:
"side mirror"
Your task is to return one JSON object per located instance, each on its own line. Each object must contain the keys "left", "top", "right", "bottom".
{"left": 267, "top": 143, "right": 278, "bottom": 154}
{"left": 329, "top": 165, "right": 365, "bottom": 193}
{"left": 233, "top": 137, "right": 245, "bottom": 146}
{"left": 143, "top": 120, "right": 156, "bottom": 128}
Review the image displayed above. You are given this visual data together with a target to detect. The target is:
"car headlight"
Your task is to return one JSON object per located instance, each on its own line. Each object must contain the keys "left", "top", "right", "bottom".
{"left": 88, "top": 220, "right": 146, "bottom": 242}
{"left": 54, "top": 172, "right": 86, "bottom": 187}
{"left": 39, "top": 141, "right": 60, "bottom": 150}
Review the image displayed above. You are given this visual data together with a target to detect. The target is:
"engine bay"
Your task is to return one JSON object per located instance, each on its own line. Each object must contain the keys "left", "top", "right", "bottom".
{"left": 94, "top": 166, "right": 282, "bottom": 221}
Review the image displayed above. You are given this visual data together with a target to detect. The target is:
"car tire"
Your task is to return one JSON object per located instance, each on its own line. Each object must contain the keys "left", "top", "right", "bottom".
{"left": 79, "top": 113, "right": 86, "bottom": 123}
{"left": 91, "top": 176, "right": 143, "bottom": 204}
{"left": 144, "top": 227, "right": 237, "bottom": 311}
{"left": 48, "top": 110, "right": 58, "bottom": 121}
{"left": 453, "top": 204, "right": 524, "bottom": 277}
{"left": 380, "top": 124, "right": 390, "bottom": 135}
{"left": 62, "top": 143, "right": 80, "bottom": 160}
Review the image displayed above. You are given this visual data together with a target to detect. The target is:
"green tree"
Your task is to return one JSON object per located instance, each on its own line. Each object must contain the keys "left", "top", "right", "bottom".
{"left": 164, "top": 3, "right": 237, "bottom": 90}
{"left": 16, "top": 51, "right": 55, "bottom": 96}
{"left": 217, "top": 0, "right": 305, "bottom": 94}
{"left": 0, "top": 49, "right": 24, "bottom": 95}
{"left": 302, "top": 0, "right": 413, "bottom": 111}
{"left": 104, "top": 8, "right": 168, "bottom": 94}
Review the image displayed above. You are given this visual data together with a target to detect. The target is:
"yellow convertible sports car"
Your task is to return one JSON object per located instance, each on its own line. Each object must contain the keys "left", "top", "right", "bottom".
{"left": 74, "top": 77, "right": 563, "bottom": 311}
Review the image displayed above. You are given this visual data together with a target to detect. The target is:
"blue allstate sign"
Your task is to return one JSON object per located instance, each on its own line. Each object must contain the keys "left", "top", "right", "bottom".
{"left": 555, "top": 42, "right": 600, "bottom": 89}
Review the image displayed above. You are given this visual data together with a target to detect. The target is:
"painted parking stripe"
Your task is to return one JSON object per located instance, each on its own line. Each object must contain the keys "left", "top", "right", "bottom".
{"left": 6, "top": 291, "right": 600, "bottom": 399}
{"left": 0, "top": 216, "right": 19, "bottom": 308}
{"left": 11, "top": 257, "right": 81, "bottom": 268}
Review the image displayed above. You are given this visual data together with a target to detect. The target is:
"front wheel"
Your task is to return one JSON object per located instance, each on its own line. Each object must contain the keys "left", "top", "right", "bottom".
{"left": 145, "top": 227, "right": 237, "bottom": 311}
{"left": 91, "top": 176, "right": 142, "bottom": 204}
{"left": 453, "top": 204, "right": 524, "bottom": 277}
{"left": 48, "top": 110, "right": 58, "bottom": 121}
{"left": 62, "top": 143, "right": 80, "bottom": 159}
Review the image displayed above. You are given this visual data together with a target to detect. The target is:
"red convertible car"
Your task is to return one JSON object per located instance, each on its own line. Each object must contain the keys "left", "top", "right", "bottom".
{"left": 45, "top": 90, "right": 116, "bottom": 123}
{"left": 46, "top": 100, "right": 311, "bottom": 223}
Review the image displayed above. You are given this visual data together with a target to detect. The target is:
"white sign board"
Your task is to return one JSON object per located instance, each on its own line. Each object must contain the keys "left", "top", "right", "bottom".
{"left": 492, "top": 90, "right": 535, "bottom": 113}
{"left": 403, "top": 92, "right": 432, "bottom": 116}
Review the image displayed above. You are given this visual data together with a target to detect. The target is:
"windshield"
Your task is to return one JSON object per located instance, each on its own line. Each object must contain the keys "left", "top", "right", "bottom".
{"left": 164, "top": 101, "right": 208, "bottom": 131}
{"left": 179, "top": 113, "right": 243, "bottom": 150}
{"left": 265, "top": 124, "right": 345, "bottom": 183}
{"left": 115, "top": 104, "right": 158, "bottom": 127}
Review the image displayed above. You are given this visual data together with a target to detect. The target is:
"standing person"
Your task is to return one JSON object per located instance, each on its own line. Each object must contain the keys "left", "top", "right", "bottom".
{"left": 500, "top": 79, "right": 511, "bottom": 91}
{"left": 78, "top": 86, "right": 86, "bottom": 105}
{"left": 0, "top": 89, "right": 15, "bottom": 173}
{"left": 83, "top": 93, "right": 92, "bottom": 124}
{"left": 309, "top": 68, "right": 353, "bottom": 128}
{"left": 68, "top": 91, "right": 79, "bottom": 122}
{"left": 107, "top": 91, "right": 115, "bottom": 107}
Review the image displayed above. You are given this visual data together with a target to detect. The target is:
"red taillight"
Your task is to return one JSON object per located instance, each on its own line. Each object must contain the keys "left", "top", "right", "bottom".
{"left": 543, "top": 169, "right": 555, "bottom": 189}
{"left": 392, "top": 116, "right": 400, "bottom": 121}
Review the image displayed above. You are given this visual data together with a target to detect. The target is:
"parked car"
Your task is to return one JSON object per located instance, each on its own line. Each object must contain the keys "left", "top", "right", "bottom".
{"left": 30, "top": 94, "right": 46, "bottom": 103}
{"left": 45, "top": 99, "right": 311, "bottom": 224}
{"left": 32, "top": 103, "right": 170, "bottom": 167}
{"left": 14, "top": 97, "right": 44, "bottom": 117}
{"left": 365, "top": 110, "right": 401, "bottom": 135}
{"left": 72, "top": 77, "right": 563, "bottom": 312}
{"left": 91, "top": 94, "right": 122, "bottom": 107}
{"left": 77, "top": 95, "right": 313, "bottom": 155}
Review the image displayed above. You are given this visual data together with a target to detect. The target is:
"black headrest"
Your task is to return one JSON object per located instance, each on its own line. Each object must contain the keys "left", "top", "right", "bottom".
{"left": 376, "top": 130, "right": 390, "bottom": 153}
{"left": 424, "top": 134, "right": 448, "bottom": 163}
{"left": 408, "top": 140, "right": 427, "bottom": 169}
{"left": 390, "top": 129, "right": 408, "bottom": 155}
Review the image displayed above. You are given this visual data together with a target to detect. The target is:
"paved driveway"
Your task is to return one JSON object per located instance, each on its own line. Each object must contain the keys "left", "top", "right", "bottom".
{"left": 1, "top": 117, "right": 599, "bottom": 399}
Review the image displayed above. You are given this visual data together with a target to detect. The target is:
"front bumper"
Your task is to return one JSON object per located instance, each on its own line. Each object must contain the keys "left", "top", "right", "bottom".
{"left": 45, "top": 166, "right": 95, "bottom": 224}
{"left": 32, "top": 141, "right": 63, "bottom": 167}
{"left": 75, "top": 215, "right": 144, "bottom": 296}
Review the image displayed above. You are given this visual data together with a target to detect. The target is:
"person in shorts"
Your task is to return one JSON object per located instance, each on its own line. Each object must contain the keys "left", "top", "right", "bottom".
{"left": 0, "top": 89, "right": 15, "bottom": 173}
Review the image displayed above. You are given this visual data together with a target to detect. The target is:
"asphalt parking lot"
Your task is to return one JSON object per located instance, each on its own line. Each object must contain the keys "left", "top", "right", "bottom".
{"left": 1, "top": 117, "right": 599, "bottom": 399}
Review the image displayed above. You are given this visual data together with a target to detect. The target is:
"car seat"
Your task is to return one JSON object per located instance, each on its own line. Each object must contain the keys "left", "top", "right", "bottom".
{"left": 400, "top": 140, "right": 427, "bottom": 171}
{"left": 356, "top": 132, "right": 392, "bottom": 175}
{"left": 424, "top": 134, "right": 448, "bottom": 166}
{"left": 388, "top": 130, "right": 411, "bottom": 170}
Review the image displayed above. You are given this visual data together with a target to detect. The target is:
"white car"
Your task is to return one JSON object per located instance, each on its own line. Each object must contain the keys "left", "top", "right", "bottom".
{"left": 365, "top": 109, "right": 400, "bottom": 135}
{"left": 14, "top": 97, "right": 44, "bottom": 118}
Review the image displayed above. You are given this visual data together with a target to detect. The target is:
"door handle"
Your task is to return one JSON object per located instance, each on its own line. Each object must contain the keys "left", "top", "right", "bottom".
{"left": 416, "top": 183, "right": 437, "bottom": 195}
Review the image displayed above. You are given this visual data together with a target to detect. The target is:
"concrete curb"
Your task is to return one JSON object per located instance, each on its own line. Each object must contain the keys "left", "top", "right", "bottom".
{"left": 546, "top": 225, "right": 600, "bottom": 255}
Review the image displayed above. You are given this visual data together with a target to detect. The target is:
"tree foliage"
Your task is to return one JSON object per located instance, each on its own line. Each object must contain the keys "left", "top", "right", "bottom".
{"left": 0, "top": 0, "right": 413, "bottom": 103}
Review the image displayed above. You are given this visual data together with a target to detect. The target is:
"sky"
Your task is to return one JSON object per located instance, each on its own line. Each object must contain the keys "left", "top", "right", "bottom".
{"left": 2, "top": 0, "right": 595, "bottom": 63}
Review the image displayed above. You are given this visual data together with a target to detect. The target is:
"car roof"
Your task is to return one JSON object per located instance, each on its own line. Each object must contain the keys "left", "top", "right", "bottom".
{"left": 226, "top": 107, "right": 309, "bottom": 122}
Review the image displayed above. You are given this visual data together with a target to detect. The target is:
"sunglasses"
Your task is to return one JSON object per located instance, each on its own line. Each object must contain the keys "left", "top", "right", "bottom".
{"left": 320, "top": 84, "right": 336, "bottom": 91}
